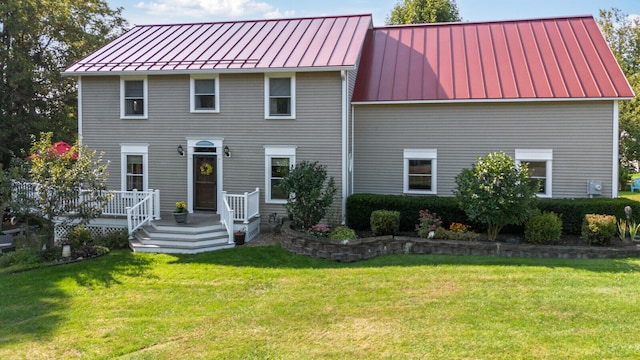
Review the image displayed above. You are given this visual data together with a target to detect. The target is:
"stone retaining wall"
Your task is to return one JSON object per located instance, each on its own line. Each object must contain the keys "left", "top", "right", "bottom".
{"left": 281, "top": 223, "right": 640, "bottom": 262}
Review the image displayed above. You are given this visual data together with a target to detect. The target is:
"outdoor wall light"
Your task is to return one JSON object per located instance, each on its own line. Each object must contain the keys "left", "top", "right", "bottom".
{"left": 224, "top": 145, "right": 231, "bottom": 157}
{"left": 177, "top": 145, "right": 184, "bottom": 156}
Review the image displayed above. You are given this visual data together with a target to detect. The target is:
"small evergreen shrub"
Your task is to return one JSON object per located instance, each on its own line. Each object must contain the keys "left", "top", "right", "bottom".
{"left": 330, "top": 226, "right": 357, "bottom": 241}
{"left": 416, "top": 209, "right": 444, "bottom": 238}
{"left": 66, "top": 225, "right": 92, "bottom": 249}
{"left": 581, "top": 214, "right": 617, "bottom": 246}
{"left": 370, "top": 210, "right": 400, "bottom": 236}
{"left": 525, "top": 211, "right": 563, "bottom": 244}
{"left": 434, "top": 228, "right": 479, "bottom": 241}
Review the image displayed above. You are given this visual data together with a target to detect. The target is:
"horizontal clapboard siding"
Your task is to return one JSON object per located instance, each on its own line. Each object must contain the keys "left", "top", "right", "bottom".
{"left": 353, "top": 101, "right": 615, "bottom": 198}
{"left": 80, "top": 72, "right": 344, "bottom": 216}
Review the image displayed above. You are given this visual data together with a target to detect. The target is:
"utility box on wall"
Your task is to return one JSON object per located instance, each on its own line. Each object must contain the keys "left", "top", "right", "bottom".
{"left": 587, "top": 180, "right": 603, "bottom": 196}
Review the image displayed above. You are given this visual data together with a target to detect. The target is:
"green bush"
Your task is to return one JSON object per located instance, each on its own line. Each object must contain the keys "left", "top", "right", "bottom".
{"left": 370, "top": 210, "right": 400, "bottom": 236}
{"left": 94, "top": 229, "right": 129, "bottom": 250}
{"left": 329, "top": 226, "right": 357, "bottom": 241}
{"left": 539, "top": 198, "right": 640, "bottom": 235}
{"left": 525, "top": 211, "right": 563, "bottom": 244}
{"left": 346, "top": 194, "right": 467, "bottom": 231}
{"left": 0, "top": 248, "right": 41, "bottom": 268}
{"left": 66, "top": 225, "right": 92, "bottom": 249}
{"left": 581, "top": 214, "right": 617, "bottom": 246}
{"left": 434, "top": 229, "right": 480, "bottom": 241}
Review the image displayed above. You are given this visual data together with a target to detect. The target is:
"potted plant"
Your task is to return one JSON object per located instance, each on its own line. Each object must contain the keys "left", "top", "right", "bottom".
{"left": 234, "top": 228, "right": 246, "bottom": 245}
{"left": 173, "top": 201, "right": 188, "bottom": 224}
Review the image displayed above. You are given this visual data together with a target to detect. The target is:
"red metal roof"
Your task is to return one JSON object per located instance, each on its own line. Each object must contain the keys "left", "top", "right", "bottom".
{"left": 64, "top": 14, "right": 372, "bottom": 74}
{"left": 352, "top": 16, "right": 634, "bottom": 102}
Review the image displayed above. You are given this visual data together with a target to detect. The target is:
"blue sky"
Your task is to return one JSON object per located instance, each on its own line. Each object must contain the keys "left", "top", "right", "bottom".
{"left": 108, "top": 0, "right": 640, "bottom": 26}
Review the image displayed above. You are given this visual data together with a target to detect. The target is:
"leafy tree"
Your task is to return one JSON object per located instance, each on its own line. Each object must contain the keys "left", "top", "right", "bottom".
{"left": 278, "top": 161, "right": 337, "bottom": 230}
{"left": 598, "top": 8, "right": 640, "bottom": 171}
{"left": 0, "top": 0, "right": 128, "bottom": 168}
{"left": 453, "top": 152, "right": 538, "bottom": 241}
{"left": 27, "top": 132, "right": 110, "bottom": 249}
{"left": 387, "top": 0, "right": 461, "bottom": 25}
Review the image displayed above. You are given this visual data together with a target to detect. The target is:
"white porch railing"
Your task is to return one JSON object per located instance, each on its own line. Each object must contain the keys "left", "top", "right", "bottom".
{"left": 220, "top": 197, "right": 235, "bottom": 244}
{"left": 126, "top": 191, "right": 158, "bottom": 237}
{"left": 224, "top": 187, "right": 260, "bottom": 223}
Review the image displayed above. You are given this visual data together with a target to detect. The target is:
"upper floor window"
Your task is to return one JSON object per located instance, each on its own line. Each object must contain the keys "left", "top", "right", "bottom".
{"left": 190, "top": 75, "right": 219, "bottom": 113}
{"left": 265, "top": 74, "right": 296, "bottom": 119}
{"left": 403, "top": 149, "right": 437, "bottom": 195}
{"left": 515, "top": 149, "right": 553, "bottom": 198}
{"left": 120, "top": 76, "right": 148, "bottom": 119}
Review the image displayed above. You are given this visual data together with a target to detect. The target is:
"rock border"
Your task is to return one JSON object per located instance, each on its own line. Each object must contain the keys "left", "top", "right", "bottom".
{"left": 281, "top": 222, "right": 640, "bottom": 262}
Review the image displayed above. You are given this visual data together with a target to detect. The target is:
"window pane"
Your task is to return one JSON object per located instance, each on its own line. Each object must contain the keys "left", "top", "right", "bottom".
{"left": 127, "top": 155, "right": 143, "bottom": 174}
{"left": 127, "top": 175, "right": 143, "bottom": 191}
{"left": 528, "top": 161, "right": 546, "bottom": 177}
{"left": 196, "top": 95, "right": 215, "bottom": 109}
{"left": 195, "top": 79, "right": 215, "bottom": 94}
{"left": 125, "top": 99, "right": 144, "bottom": 115}
{"left": 270, "top": 98, "right": 291, "bottom": 116}
{"left": 270, "top": 78, "right": 291, "bottom": 96}
{"left": 271, "top": 179, "right": 287, "bottom": 200}
{"left": 409, "top": 175, "right": 432, "bottom": 190}
{"left": 125, "top": 80, "right": 143, "bottom": 97}
{"left": 271, "top": 157, "right": 290, "bottom": 177}
{"left": 409, "top": 159, "right": 431, "bottom": 175}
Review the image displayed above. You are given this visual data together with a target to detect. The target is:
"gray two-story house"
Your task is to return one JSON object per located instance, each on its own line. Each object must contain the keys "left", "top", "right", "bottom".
{"left": 63, "top": 14, "right": 633, "bottom": 253}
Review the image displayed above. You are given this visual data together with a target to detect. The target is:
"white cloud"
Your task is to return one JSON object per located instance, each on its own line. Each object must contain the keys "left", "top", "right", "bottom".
{"left": 135, "top": 0, "right": 294, "bottom": 20}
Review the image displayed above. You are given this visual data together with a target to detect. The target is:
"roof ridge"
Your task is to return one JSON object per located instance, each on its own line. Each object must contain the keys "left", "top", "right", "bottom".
{"left": 378, "top": 15, "right": 595, "bottom": 30}
{"left": 131, "top": 13, "right": 373, "bottom": 28}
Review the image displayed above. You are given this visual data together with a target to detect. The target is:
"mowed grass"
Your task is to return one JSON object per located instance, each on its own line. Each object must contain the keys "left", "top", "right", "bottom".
{"left": 1, "top": 247, "right": 640, "bottom": 359}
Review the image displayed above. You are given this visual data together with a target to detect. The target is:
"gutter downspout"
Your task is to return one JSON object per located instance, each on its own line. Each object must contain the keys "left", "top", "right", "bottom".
{"left": 341, "top": 70, "right": 348, "bottom": 224}
{"left": 78, "top": 76, "right": 83, "bottom": 146}
{"left": 613, "top": 100, "right": 619, "bottom": 198}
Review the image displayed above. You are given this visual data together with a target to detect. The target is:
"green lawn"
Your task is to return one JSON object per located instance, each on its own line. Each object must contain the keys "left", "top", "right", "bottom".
{"left": 1, "top": 247, "right": 640, "bottom": 359}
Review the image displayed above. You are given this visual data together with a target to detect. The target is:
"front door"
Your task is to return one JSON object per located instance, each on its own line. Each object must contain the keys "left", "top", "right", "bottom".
{"left": 194, "top": 155, "right": 216, "bottom": 210}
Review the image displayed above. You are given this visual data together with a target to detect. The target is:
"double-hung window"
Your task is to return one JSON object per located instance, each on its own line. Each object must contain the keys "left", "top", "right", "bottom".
{"left": 121, "top": 145, "right": 148, "bottom": 191}
{"left": 515, "top": 149, "right": 553, "bottom": 198}
{"left": 190, "top": 75, "right": 219, "bottom": 112}
{"left": 120, "top": 76, "right": 148, "bottom": 119}
{"left": 265, "top": 74, "right": 295, "bottom": 119}
{"left": 403, "top": 149, "right": 437, "bottom": 194}
{"left": 264, "top": 146, "right": 296, "bottom": 203}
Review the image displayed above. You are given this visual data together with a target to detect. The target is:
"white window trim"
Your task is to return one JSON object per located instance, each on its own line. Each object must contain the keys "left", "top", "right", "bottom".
{"left": 190, "top": 74, "right": 220, "bottom": 113}
{"left": 264, "top": 145, "right": 297, "bottom": 204}
{"left": 515, "top": 149, "right": 553, "bottom": 198}
{"left": 120, "top": 144, "right": 149, "bottom": 191}
{"left": 403, "top": 149, "right": 437, "bottom": 195}
{"left": 120, "top": 76, "right": 148, "bottom": 119}
{"left": 264, "top": 73, "right": 296, "bottom": 119}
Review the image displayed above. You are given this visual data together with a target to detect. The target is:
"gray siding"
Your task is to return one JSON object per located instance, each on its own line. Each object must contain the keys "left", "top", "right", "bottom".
{"left": 81, "top": 72, "right": 345, "bottom": 218}
{"left": 353, "top": 101, "right": 616, "bottom": 198}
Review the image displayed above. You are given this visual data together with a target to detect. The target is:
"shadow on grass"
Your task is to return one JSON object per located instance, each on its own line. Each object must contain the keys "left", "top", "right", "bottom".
{"left": 167, "top": 245, "right": 640, "bottom": 274}
{"left": 0, "top": 250, "right": 154, "bottom": 344}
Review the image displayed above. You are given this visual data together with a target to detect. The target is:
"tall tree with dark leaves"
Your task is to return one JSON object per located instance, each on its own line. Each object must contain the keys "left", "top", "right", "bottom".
{"left": 387, "top": 0, "right": 461, "bottom": 25}
{"left": 0, "top": 0, "right": 128, "bottom": 168}
{"left": 598, "top": 8, "right": 640, "bottom": 173}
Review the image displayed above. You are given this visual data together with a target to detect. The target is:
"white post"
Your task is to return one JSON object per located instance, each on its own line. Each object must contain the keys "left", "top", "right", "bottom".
{"left": 126, "top": 206, "right": 133, "bottom": 239}
{"left": 243, "top": 191, "right": 249, "bottom": 224}
{"left": 153, "top": 189, "right": 161, "bottom": 220}
{"left": 255, "top": 187, "right": 260, "bottom": 216}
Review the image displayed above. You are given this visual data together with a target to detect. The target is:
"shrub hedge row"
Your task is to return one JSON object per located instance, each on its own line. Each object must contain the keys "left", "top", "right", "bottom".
{"left": 345, "top": 194, "right": 640, "bottom": 236}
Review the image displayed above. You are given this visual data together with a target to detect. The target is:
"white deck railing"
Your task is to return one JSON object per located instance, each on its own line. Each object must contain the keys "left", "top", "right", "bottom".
{"left": 224, "top": 187, "right": 260, "bottom": 223}
{"left": 220, "top": 197, "right": 235, "bottom": 244}
{"left": 126, "top": 191, "right": 158, "bottom": 237}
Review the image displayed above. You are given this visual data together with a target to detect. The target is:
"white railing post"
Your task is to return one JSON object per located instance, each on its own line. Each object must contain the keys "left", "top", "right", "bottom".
{"left": 243, "top": 191, "right": 249, "bottom": 224}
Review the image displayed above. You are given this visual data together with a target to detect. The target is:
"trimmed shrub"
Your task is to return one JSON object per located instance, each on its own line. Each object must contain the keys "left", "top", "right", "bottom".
{"left": 330, "top": 226, "right": 357, "bottom": 241}
{"left": 539, "top": 198, "right": 640, "bottom": 235}
{"left": 434, "top": 228, "right": 480, "bottom": 241}
{"left": 94, "top": 229, "right": 129, "bottom": 250}
{"left": 370, "top": 210, "right": 400, "bottom": 236}
{"left": 346, "top": 194, "right": 467, "bottom": 231}
{"left": 581, "top": 214, "right": 617, "bottom": 246}
{"left": 525, "top": 211, "right": 563, "bottom": 244}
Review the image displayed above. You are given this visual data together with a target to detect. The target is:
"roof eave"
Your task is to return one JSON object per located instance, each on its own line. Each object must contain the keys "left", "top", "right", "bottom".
{"left": 61, "top": 65, "right": 357, "bottom": 77}
{"left": 351, "top": 97, "right": 635, "bottom": 105}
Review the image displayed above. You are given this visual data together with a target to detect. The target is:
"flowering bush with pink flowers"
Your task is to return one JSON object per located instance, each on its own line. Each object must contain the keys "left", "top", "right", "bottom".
{"left": 308, "top": 224, "right": 331, "bottom": 237}
{"left": 416, "top": 209, "right": 444, "bottom": 238}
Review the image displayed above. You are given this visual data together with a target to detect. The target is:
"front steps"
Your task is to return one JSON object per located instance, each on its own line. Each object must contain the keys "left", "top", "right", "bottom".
{"left": 130, "top": 212, "right": 234, "bottom": 254}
